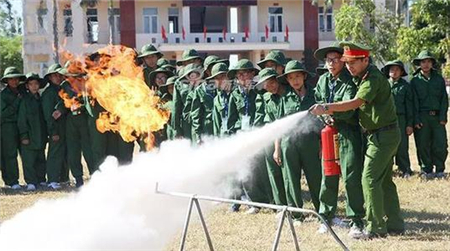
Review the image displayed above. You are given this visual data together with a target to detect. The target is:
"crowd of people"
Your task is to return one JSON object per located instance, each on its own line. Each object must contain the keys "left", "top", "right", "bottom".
{"left": 0, "top": 41, "right": 448, "bottom": 240}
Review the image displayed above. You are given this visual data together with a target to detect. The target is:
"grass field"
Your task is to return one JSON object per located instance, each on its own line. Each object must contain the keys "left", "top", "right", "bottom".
{"left": 1, "top": 126, "right": 450, "bottom": 250}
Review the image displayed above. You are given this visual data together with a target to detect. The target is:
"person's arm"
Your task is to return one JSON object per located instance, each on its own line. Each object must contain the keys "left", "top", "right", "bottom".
{"left": 273, "top": 139, "right": 282, "bottom": 166}
{"left": 404, "top": 82, "right": 414, "bottom": 134}
{"left": 0, "top": 91, "right": 21, "bottom": 120}
{"left": 438, "top": 76, "right": 448, "bottom": 124}
{"left": 41, "top": 90, "right": 57, "bottom": 136}
{"left": 310, "top": 97, "right": 364, "bottom": 115}
{"left": 190, "top": 89, "right": 203, "bottom": 144}
{"left": 17, "top": 98, "right": 29, "bottom": 143}
{"left": 227, "top": 93, "right": 239, "bottom": 134}
{"left": 171, "top": 83, "right": 183, "bottom": 138}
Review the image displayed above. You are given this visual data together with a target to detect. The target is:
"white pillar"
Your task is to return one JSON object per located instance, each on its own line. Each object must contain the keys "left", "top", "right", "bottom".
{"left": 182, "top": 6, "right": 190, "bottom": 42}
{"left": 72, "top": 0, "right": 84, "bottom": 49}
{"left": 249, "top": 5, "right": 258, "bottom": 42}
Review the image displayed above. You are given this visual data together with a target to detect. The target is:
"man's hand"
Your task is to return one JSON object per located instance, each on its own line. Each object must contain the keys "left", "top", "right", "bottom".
{"left": 309, "top": 104, "right": 327, "bottom": 116}
{"left": 52, "top": 110, "right": 62, "bottom": 120}
{"left": 415, "top": 123, "right": 423, "bottom": 129}
{"left": 52, "top": 135, "right": 60, "bottom": 142}
{"left": 440, "top": 121, "right": 447, "bottom": 126}
{"left": 273, "top": 149, "right": 282, "bottom": 167}
{"left": 21, "top": 139, "right": 30, "bottom": 145}
{"left": 406, "top": 126, "right": 414, "bottom": 136}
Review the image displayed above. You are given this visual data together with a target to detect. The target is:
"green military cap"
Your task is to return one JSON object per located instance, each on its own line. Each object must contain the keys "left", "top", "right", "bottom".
{"left": 412, "top": 50, "right": 436, "bottom": 66}
{"left": 1, "top": 67, "right": 26, "bottom": 83}
{"left": 205, "top": 62, "right": 229, "bottom": 80}
{"left": 315, "top": 65, "right": 328, "bottom": 76}
{"left": 314, "top": 41, "right": 343, "bottom": 61}
{"left": 44, "top": 63, "right": 64, "bottom": 79}
{"left": 381, "top": 60, "right": 408, "bottom": 77}
{"left": 277, "top": 60, "right": 313, "bottom": 83}
{"left": 254, "top": 68, "right": 278, "bottom": 89}
{"left": 157, "top": 58, "right": 176, "bottom": 71}
{"left": 176, "top": 49, "right": 203, "bottom": 66}
{"left": 162, "top": 76, "right": 178, "bottom": 87}
{"left": 179, "top": 63, "right": 204, "bottom": 80}
{"left": 257, "top": 50, "right": 287, "bottom": 68}
{"left": 149, "top": 67, "right": 175, "bottom": 85}
{"left": 137, "top": 44, "right": 163, "bottom": 59}
{"left": 25, "top": 72, "right": 47, "bottom": 88}
{"left": 227, "top": 59, "right": 260, "bottom": 80}
{"left": 339, "top": 41, "right": 371, "bottom": 62}
{"left": 60, "top": 60, "right": 87, "bottom": 77}
{"left": 203, "top": 55, "right": 229, "bottom": 71}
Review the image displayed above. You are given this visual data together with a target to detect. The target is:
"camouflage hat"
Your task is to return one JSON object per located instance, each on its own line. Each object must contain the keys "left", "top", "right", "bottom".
{"left": 179, "top": 63, "right": 204, "bottom": 80}
{"left": 157, "top": 58, "right": 176, "bottom": 71}
{"left": 255, "top": 68, "right": 278, "bottom": 89}
{"left": 205, "top": 62, "right": 229, "bottom": 80}
{"left": 381, "top": 60, "right": 408, "bottom": 77}
{"left": 227, "top": 59, "right": 260, "bottom": 80}
{"left": 25, "top": 72, "right": 47, "bottom": 88}
{"left": 203, "top": 55, "right": 229, "bottom": 71}
{"left": 339, "top": 41, "right": 371, "bottom": 62}
{"left": 161, "top": 76, "right": 178, "bottom": 87}
{"left": 44, "top": 63, "right": 64, "bottom": 79}
{"left": 314, "top": 41, "right": 343, "bottom": 61}
{"left": 176, "top": 49, "right": 203, "bottom": 66}
{"left": 257, "top": 50, "right": 286, "bottom": 68}
{"left": 277, "top": 60, "right": 313, "bottom": 83}
{"left": 412, "top": 50, "right": 436, "bottom": 66}
{"left": 1, "top": 67, "right": 26, "bottom": 83}
{"left": 137, "top": 44, "right": 163, "bottom": 59}
{"left": 149, "top": 67, "right": 175, "bottom": 85}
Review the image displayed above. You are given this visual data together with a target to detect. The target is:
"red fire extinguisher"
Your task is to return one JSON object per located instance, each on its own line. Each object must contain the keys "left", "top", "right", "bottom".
{"left": 321, "top": 124, "right": 341, "bottom": 176}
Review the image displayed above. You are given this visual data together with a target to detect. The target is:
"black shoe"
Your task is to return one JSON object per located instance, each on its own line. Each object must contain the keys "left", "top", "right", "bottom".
{"left": 229, "top": 204, "right": 240, "bottom": 212}
{"left": 75, "top": 177, "right": 84, "bottom": 188}
{"left": 388, "top": 229, "right": 405, "bottom": 236}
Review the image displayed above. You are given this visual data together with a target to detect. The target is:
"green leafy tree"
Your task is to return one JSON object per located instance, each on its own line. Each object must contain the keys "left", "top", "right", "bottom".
{"left": 334, "top": 0, "right": 403, "bottom": 64}
{"left": 0, "top": 0, "right": 23, "bottom": 77}
{"left": 396, "top": 0, "right": 450, "bottom": 78}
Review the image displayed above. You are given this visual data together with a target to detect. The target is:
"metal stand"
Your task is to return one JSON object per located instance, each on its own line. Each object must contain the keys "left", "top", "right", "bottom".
{"left": 155, "top": 183, "right": 349, "bottom": 251}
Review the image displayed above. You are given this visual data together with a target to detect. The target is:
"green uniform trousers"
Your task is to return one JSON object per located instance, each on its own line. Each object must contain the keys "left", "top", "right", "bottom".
{"left": 264, "top": 145, "right": 287, "bottom": 205}
{"left": 243, "top": 153, "right": 273, "bottom": 204}
{"left": 46, "top": 121, "right": 69, "bottom": 183}
{"left": 88, "top": 116, "right": 107, "bottom": 173}
{"left": 66, "top": 113, "right": 95, "bottom": 179}
{"left": 395, "top": 115, "right": 412, "bottom": 174}
{"left": 319, "top": 123, "right": 365, "bottom": 224}
{"left": 414, "top": 113, "right": 448, "bottom": 173}
{"left": 21, "top": 147, "right": 46, "bottom": 185}
{"left": 1, "top": 122, "right": 20, "bottom": 186}
{"left": 281, "top": 132, "right": 322, "bottom": 217}
{"left": 363, "top": 127, "right": 404, "bottom": 234}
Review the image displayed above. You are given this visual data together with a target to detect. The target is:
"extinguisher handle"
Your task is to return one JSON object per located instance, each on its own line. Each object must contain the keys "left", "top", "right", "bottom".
{"left": 319, "top": 114, "right": 334, "bottom": 126}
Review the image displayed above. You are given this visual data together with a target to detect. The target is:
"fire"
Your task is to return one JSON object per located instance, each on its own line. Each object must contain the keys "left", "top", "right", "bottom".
{"left": 58, "top": 45, "right": 169, "bottom": 150}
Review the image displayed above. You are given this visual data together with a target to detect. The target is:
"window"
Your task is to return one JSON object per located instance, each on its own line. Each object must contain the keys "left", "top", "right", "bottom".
{"left": 168, "top": 8, "right": 179, "bottom": 34}
{"left": 37, "top": 7, "right": 48, "bottom": 34}
{"left": 318, "top": 6, "right": 333, "bottom": 32}
{"left": 63, "top": 8, "right": 73, "bottom": 37}
{"left": 113, "top": 8, "right": 120, "bottom": 34}
{"left": 86, "top": 8, "right": 99, "bottom": 43}
{"left": 143, "top": 8, "right": 158, "bottom": 34}
{"left": 269, "top": 7, "right": 283, "bottom": 32}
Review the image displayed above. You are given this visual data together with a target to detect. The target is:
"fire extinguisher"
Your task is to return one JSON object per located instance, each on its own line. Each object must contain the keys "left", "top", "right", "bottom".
{"left": 321, "top": 120, "right": 341, "bottom": 176}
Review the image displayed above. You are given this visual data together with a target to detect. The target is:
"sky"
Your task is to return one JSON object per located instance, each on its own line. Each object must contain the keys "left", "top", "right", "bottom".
{"left": 10, "top": 0, "right": 22, "bottom": 16}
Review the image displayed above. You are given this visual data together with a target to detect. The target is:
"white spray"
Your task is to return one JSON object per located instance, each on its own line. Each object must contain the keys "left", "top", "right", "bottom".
{"left": 0, "top": 111, "right": 318, "bottom": 251}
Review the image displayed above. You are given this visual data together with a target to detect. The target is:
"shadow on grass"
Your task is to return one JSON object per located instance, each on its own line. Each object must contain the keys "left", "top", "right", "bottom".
{"left": 0, "top": 185, "right": 78, "bottom": 196}
{"left": 400, "top": 209, "right": 450, "bottom": 241}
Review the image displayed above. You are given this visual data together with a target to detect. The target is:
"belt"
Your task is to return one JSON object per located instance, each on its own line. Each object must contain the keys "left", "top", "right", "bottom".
{"left": 420, "top": 110, "right": 440, "bottom": 116}
{"left": 364, "top": 123, "right": 398, "bottom": 135}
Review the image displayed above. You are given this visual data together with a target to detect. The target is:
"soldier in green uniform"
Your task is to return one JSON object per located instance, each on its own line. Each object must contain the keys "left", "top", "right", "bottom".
{"left": 60, "top": 61, "right": 95, "bottom": 188}
{"left": 203, "top": 55, "right": 229, "bottom": 78}
{"left": 138, "top": 44, "right": 163, "bottom": 89}
{"left": 210, "top": 63, "right": 233, "bottom": 137}
{"left": 227, "top": 59, "right": 269, "bottom": 213}
{"left": 253, "top": 68, "right": 287, "bottom": 207}
{"left": 273, "top": 60, "right": 322, "bottom": 222}
{"left": 310, "top": 42, "right": 404, "bottom": 239}
{"left": 17, "top": 73, "right": 48, "bottom": 191}
{"left": 257, "top": 50, "right": 286, "bottom": 75}
{"left": 313, "top": 43, "right": 365, "bottom": 234}
{"left": 410, "top": 51, "right": 448, "bottom": 179}
{"left": 42, "top": 64, "right": 69, "bottom": 189}
{"left": 0, "top": 67, "right": 26, "bottom": 190}
{"left": 171, "top": 64, "right": 203, "bottom": 139}
{"left": 160, "top": 76, "right": 177, "bottom": 140}
{"left": 157, "top": 58, "right": 176, "bottom": 74}
{"left": 176, "top": 49, "right": 203, "bottom": 68}
{"left": 381, "top": 60, "right": 414, "bottom": 177}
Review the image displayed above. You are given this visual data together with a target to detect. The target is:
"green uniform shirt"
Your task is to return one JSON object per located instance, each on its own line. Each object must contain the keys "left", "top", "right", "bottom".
{"left": 228, "top": 86, "right": 265, "bottom": 133}
{"left": 315, "top": 69, "right": 358, "bottom": 125}
{"left": 354, "top": 65, "right": 398, "bottom": 131}
{"left": 17, "top": 92, "right": 48, "bottom": 149}
{"left": 263, "top": 87, "right": 287, "bottom": 124}
{"left": 160, "top": 92, "right": 175, "bottom": 140}
{"left": 42, "top": 83, "right": 66, "bottom": 136}
{"left": 390, "top": 78, "right": 414, "bottom": 127}
{"left": 212, "top": 89, "right": 233, "bottom": 137}
{"left": 191, "top": 83, "right": 216, "bottom": 142}
{"left": 1, "top": 86, "right": 24, "bottom": 124}
{"left": 280, "top": 85, "right": 316, "bottom": 117}
{"left": 171, "top": 80, "right": 195, "bottom": 137}
{"left": 143, "top": 66, "right": 157, "bottom": 89}
{"left": 410, "top": 69, "right": 448, "bottom": 123}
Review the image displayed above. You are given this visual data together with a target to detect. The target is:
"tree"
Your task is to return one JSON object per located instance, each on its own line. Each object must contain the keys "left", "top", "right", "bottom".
{"left": 396, "top": 0, "right": 450, "bottom": 78}
{"left": 0, "top": 0, "right": 23, "bottom": 76}
{"left": 0, "top": 0, "right": 22, "bottom": 37}
{"left": 334, "top": 0, "right": 403, "bottom": 64}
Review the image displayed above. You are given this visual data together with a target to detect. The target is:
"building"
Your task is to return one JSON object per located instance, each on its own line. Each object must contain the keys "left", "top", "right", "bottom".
{"left": 22, "top": 0, "right": 395, "bottom": 76}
